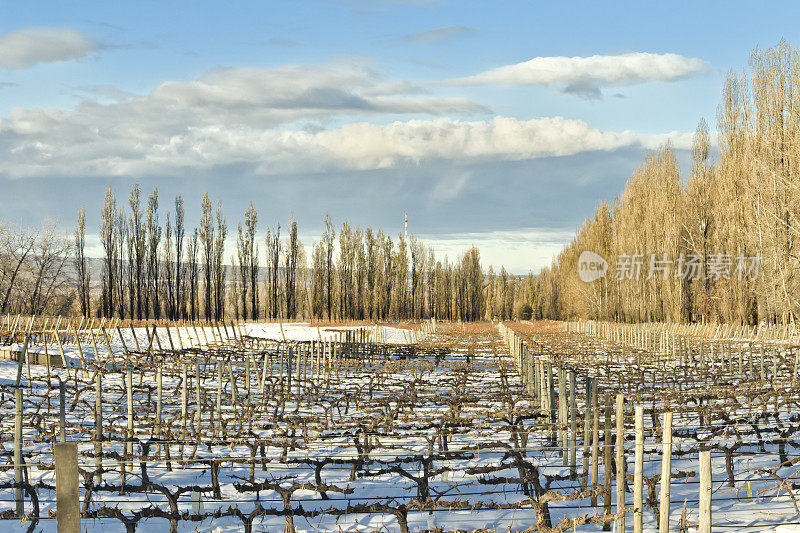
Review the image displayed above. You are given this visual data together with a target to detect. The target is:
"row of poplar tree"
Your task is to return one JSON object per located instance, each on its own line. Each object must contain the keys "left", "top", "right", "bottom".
{"left": 533, "top": 43, "right": 800, "bottom": 325}
{"left": 78, "top": 185, "right": 488, "bottom": 322}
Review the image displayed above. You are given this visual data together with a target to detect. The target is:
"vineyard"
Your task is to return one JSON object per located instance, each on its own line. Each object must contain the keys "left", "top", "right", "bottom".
{"left": 1, "top": 317, "right": 800, "bottom": 531}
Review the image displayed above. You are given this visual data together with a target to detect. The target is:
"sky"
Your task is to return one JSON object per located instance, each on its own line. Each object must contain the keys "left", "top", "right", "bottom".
{"left": 1, "top": 1, "right": 799, "bottom": 273}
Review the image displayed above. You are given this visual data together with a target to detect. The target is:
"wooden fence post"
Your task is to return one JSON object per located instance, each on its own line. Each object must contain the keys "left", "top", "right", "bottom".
{"left": 616, "top": 393, "right": 626, "bottom": 532}
{"left": 14, "top": 387, "right": 23, "bottom": 516}
{"left": 125, "top": 369, "right": 134, "bottom": 479}
{"left": 569, "top": 369, "right": 577, "bottom": 478}
{"left": 95, "top": 373, "right": 103, "bottom": 484}
{"left": 591, "top": 380, "right": 600, "bottom": 508}
{"left": 659, "top": 412, "right": 673, "bottom": 533}
{"left": 603, "top": 392, "right": 612, "bottom": 531}
{"left": 59, "top": 379, "right": 66, "bottom": 443}
{"left": 634, "top": 405, "right": 643, "bottom": 533}
{"left": 581, "top": 376, "right": 592, "bottom": 490}
{"left": 558, "top": 366, "right": 567, "bottom": 462}
{"left": 699, "top": 449, "right": 711, "bottom": 533}
{"left": 156, "top": 366, "right": 163, "bottom": 458}
{"left": 55, "top": 442, "right": 80, "bottom": 533}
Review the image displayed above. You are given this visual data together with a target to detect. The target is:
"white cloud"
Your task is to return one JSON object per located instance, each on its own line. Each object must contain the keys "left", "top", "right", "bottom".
{"left": 0, "top": 58, "right": 701, "bottom": 179}
{"left": 418, "top": 228, "right": 576, "bottom": 274}
{"left": 447, "top": 52, "right": 711, "bottom": 99}
{"left": 0, "top": 27, "right": 98, "bottom": 69}
{"left": 0, "top": 104, "right": 695, "bottom": 178}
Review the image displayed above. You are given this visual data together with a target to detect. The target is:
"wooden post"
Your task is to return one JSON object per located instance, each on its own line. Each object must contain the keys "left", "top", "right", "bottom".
{"left": 634, "top": 405, "right": 643, "bottom": 533}
{"left": 228, "top": 358, "right": 239, "bottom": 404}
{"left": 295, "top": 345, "right": 302, "bottom": 396}
{"left": 59, "top": 379, "right": 66, "bottom": 443}
{"left": 582, "top": 376, "right": 593, "bottom": 490}
{"left": 616, "top": 393, "right": 625, "bottom": 532}
{"left": 591, "top": 380, "right": 600, "bottom": 508}
{"left": 126, "top": 370, "right": 134, "bottom": 475}
{"left": 287, "top": 347, "right": 293, "bottom": 395}
{"left": 659, "top": 412, "right": 673, "bottom": 533}
{"left": 195, "top": 360, "right": 202, "bottom": 437}
{"left": 70, "top": 321, "right": 86, "bottom": 376}
{"left": 14, "top": 387, "right": 23, "bottom": 516}
{"left": 156, "top": 366, "right": 163, "bottom": 457}
{"left": 153, "top": 324, "right": 164, "bottom": 352}
{"left": 165, "top": 323, "right": 176, "bottom": 352}
{"left": 558, "top": 366, "right": 567, "bottom": 462}
{"left": 569, "top": 369, "right": 577, "bottom": 478}
{"left": 180, "top": 365, "right": 188, "bottom": 454}
{"left": 603, "top": 392, "right": 612, "bottom": 531}
{"left": 55, "top": 442, "right": 80, "bottom": 533}
{"left": 55, "top": 321, "right": 67, "bottom": 368}
{"left": 547, "top": 362, "right": 555, "bottom": 445}
{"left": 129, "top": 323, "right": 141, "bottom": 352}
{"left": 216, "top": 359, "right": 224, "bottom": 435}
{"left": 699, "top": 449, "right": 711, "bottom": 533}
{"left": 95, "top": 373, "right": 103, "bottom": 485}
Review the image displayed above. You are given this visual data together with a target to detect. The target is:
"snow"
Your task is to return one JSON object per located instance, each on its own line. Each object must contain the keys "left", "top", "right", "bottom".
{"left": 0, "top": 322, "right": 797, "bottom": 531}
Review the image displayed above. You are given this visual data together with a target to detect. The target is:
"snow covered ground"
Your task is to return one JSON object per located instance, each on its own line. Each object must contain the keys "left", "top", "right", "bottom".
{"left": 244, "top": 322, "right": 418, "bottom": 344}
{"left": 0, "top": 322, "right": 798, "bottom": 531}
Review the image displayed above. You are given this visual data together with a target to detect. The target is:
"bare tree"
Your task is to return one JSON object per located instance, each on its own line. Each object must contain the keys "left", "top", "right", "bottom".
{"left": 311, "top": 241, "right": 325, "bottom": 319}
{"left": 245, "top": 203, "right": 259, "bottom": 320}
{"left": 26, "top": 221, "right": 72, "bottom": 315}
{"left": 163, "top": 212, "right": 175, "bottom": 319}
{"left": 75, "top": 207, "right": 91, "bottom": 317}
{"left": 236, "top": 221, "right": 250, "bottom": 319}
{"left": 199, "top": 194, "right": 214, "bottom": 320}
{"left": 266, "top": 225, "right": 281, "bottom": 319}
{"left": 99, "top": 186, "right": 118, "bottom": 317}
{"left": 146, "top": 188, "right": 161, "bottom": 319}
{"left": 174, "top": 195, "right": 186, "bottom": 319}
{"left": 187, "top": 228, "right": 199, "bottom": 320}
{"left": 129, "top": 184, "right": 146, "bottom": 319}
{"left": 322, "top": 213, "right": 335, "bottom": 320}
{"left": 285, "top": 215, "right": 299, "bottom": 319}
{"left": 213, "top": 201, "right": 227, "bottom": 320}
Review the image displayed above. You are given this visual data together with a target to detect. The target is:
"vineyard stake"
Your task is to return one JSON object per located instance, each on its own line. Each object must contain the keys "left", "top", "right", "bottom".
{"left": 591, "top": 381, "right": 600, "bottom": 508}
{"left": 55, "top": 442, "right": 80, "bottom": 533}
{"left": 569, "top": 369, "right": 577, "bottom": 478}
{"left": 14, "top": 387, "right": 23, "bottom": 516}
{"left": 95, "top": 373, "right": 103, "bottom": 485}
{"left": 616, "top": 393, "right": 625, "bottom": 532}
{"left": 659, "top": 412, "right": 673, "bottom": 533}
{"left": 699, "top": 449, "right": 711, "bottom": 533}
{"left": 634, "top": 405, "right": 643, "bottom": 533}
{"left": 603, "top": 392, "right": 612, "bottom": 531}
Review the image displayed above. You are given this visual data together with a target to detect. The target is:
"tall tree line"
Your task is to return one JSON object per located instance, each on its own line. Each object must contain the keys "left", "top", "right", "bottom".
{"left": 86, "top": 187, "right": 493, "bottom": 321}
{"left": 94, "top": 185, "right": 225, "bottom": 321}
{"left": 531, "top": 42, "right": 800, "bottom": 325}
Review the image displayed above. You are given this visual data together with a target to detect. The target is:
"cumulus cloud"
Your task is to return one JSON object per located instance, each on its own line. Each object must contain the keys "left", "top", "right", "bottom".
{"left": 87, "top": 64, "right": 486, "bottom": 129}
{"left": 0, "top": 99, "right": 695, "bottom": 178}
{"left": 0, "top": 27, "right": 98, "bottom": 69}
{"left": 399, "top": 25, "right": 477, "bottom": 44}
{"left": 447, "top": 52, "right": 711, "bottom": 99}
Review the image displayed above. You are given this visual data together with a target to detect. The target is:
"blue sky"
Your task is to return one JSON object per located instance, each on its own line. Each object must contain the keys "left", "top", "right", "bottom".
{"left": 1, "top": 1, "right": 798, "bottom": 272}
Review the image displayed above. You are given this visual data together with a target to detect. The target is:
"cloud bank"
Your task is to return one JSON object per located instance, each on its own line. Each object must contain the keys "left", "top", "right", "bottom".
{"left": 447, "top": 52, "right": 711, "bottom": 99}
{"left": 0, "top": 108, "right": 693, "bottom": 178}
{"left": 0, "top": 58, "right": 697, "bottom": 179}
{"left": 0, "top": 27, "right": 98, "bottom": 69}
